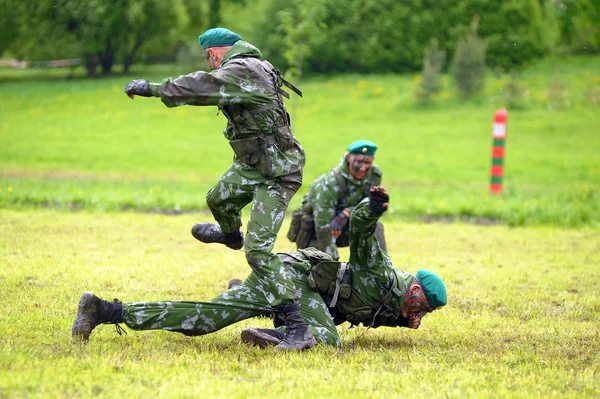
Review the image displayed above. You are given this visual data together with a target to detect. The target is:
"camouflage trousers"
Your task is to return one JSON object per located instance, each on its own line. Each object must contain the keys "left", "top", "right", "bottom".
{"left": 205, "top": 164, "right": 303, "bottom": 307}
{"left": 121, "top": 255, "right": 342, "bottom": 346}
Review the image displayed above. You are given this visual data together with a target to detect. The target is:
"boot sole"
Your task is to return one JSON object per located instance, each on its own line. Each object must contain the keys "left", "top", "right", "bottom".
{"left": 191, "top": 224, "right": 244, "bottom": 250}
{"left": 71, "top": 292, "right": 97, "bottom": 341}
{"left": 241, "top": 329, "right": 282, "bottom": 348}
{"left": 225, "top": 242, "right": 244, "bottom": 250}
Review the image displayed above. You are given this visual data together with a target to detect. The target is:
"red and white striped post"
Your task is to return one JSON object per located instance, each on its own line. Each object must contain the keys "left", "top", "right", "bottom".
{"left": 490, "top": 109, "right": 508, "bottom": 194}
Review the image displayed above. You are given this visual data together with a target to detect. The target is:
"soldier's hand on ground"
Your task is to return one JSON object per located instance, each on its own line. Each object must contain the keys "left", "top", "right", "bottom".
{"left": 124, "top": 79, "right": 151, "bottom": 99}
{"left": 369, "top": 186, "right": 389, "bottom": 215}
{"left": 408, "top": 314, "right": 421, "bottom": 329}
{"left": 329, "top": 209, "right": 349, "bottom": 238}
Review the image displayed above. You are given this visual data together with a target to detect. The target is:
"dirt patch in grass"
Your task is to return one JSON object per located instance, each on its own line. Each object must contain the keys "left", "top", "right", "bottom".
{"left": 420, "top": 215, "right": 504, "bottom": 226}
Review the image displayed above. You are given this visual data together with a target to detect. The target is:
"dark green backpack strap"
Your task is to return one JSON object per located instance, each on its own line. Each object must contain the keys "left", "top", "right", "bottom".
{"left": 280, "top": 76, "right": 302, "bottom": 97}
{"left": 329, "top": 262, "right": 348, "bottom": 308}
{"left": 380, "top": 271, "right": 404, "bottom": 306}
{"left": 333, "top": 168, "right": 347, "bottom": 202}
{"left": 369, "top": 271, "right": 404, "bottom": 326}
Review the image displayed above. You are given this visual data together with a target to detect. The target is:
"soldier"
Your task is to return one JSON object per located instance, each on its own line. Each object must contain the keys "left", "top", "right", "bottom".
{"left": 122, "top": 28, "right": 314, "bottom": 350}
{"left": 72, "top": 187, "right": 447, "bottom": 348}
{"left": 288, "top": 140, "right": 386, "bottom": 260}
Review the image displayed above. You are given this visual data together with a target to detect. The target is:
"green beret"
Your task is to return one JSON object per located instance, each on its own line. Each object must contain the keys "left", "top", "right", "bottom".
{"left": 347, "top": 140, "right": 377, "bottom": 156}
{"left": 199, "top": 28, "right": 242, "bottom": 49}
{"left": 415, "top": 270, "right": 447, "bottom": 309}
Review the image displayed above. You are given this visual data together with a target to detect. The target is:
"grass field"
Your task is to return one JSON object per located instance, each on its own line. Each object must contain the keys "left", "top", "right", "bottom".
{"left": 1, "top": 55, "right": 599, "bottom": 397}
{"left": 1, "top": 56, "right": 599, "bottom": 226}
{"left": 1, "top": 209, "right": 598, "bottom": 398}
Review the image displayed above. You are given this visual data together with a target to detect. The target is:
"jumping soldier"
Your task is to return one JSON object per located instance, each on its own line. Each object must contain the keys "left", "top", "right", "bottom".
{"left": 122, "top": 28, "right": 314, "bottom": 350}
{"left": 72, "top": 187, "right": 447, "bottom": 348}
{"left": 288, "top": 140, "right": 386, "bottom": 260}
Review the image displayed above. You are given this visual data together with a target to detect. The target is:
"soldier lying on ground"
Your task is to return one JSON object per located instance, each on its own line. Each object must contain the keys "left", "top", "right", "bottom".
{"left": 287, "top": 140, "right": 386, "bottom": 261}
{"left": 72, "top": 187, "right": 446, "bottom": 349}
{"left": 123, "top": 28, "right": 313, "bottom": 349}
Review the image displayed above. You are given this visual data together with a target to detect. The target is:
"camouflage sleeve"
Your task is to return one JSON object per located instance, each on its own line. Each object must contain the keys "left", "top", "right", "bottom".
{"left": 310, "top": 172, "right": 339, "bottom": 254}
{"left": 154, "top": 62, "right": 258, "bottom": 108}
{"left": 149, "top": 83, "right": 161, "bottom": 97}
{"left": 348, "top": 197, "right": 380, "bottom": 255}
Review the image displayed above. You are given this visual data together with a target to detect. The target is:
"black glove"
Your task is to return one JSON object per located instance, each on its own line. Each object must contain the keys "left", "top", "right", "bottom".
{"left": 369, "top": 186, "right": 389, "bottom": 215}
{"left": 329, "top": 210, "right": 350, "bottom": 238}
{"left": 124, "top": 79, "right": 151, "bottom": 98}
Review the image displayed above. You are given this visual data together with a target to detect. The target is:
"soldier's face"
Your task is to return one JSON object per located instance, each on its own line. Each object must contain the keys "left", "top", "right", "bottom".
{"left": 346, "top": 154, "right": 374, "bottom": 180}
{"left": 401, "top": 284, "right": 432, "bottom": 320}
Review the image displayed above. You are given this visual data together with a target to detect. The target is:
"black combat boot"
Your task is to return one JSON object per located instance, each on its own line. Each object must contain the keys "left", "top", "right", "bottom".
{"left": 241, "top": 328, "right": 285, "bottom": 348}
{"left": 72, "top": 292, "right": 123, "bottom": 342}
{"left": 227, "top": 278, "right": 243, "bottom": 290}
{"left": 191, "top": 223, "right": 244, "bottom": 250}
{"left": 274, "top": 303, "right": 317, "bottom": 351}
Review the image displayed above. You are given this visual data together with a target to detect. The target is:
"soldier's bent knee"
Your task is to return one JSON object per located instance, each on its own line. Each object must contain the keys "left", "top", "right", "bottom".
{"left": 245, "top": 250, "right": 264, "bottom": 273}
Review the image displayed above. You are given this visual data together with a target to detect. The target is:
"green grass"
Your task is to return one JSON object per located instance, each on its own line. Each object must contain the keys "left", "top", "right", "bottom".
{"left": 0, "top": 209, "right": 598, "bottom": 398}
{"left": 1, "top": 56, "right": 599, "bottom": 397}
{"left": 1, "top": 56, "right": 599, "bottom": 226}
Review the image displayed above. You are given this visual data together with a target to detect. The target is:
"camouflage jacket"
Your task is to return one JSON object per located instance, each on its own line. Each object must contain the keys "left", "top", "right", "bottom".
{"left": 338, "top": 198, "right": 413, "bottom": 327}
{"left": 303, "top": 157, "right": 382, "bottom": 255}
{"left": 151, "top": 41, "right": 305, "bottom": 179}
{"left": 281, "top": 199, "right": 414, "bottom": 328}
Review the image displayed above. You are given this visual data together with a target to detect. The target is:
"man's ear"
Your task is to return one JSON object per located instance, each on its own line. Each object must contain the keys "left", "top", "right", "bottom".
{"left": 410, "top": 284, "right": 423, "bottom": 295}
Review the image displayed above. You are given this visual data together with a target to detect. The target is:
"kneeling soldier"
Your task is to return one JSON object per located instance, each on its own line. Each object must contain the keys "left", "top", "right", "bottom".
{"left": 288, "top": 140, "right": 386, "bottom": 260}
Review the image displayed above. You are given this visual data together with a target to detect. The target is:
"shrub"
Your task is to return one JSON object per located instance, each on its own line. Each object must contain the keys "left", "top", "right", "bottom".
{"left": 547, "top": 72, "right": 570, "bottom": 110}
{"left": 503, "top": 72, "right": 529, "bottom": 109}
{"left": 415, "top": 39, "right": 446, "bottom": 103}
{"left": 452, "top": 16, "right": 487, "bottom": 98}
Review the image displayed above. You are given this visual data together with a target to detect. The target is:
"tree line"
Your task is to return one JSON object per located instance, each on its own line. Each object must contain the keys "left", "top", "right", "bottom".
{"left": 0, "top": 0, "right": 597, "bottom": 77}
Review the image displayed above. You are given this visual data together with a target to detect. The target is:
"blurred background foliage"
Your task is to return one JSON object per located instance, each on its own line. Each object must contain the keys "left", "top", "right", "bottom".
{"left": 0, "top": 0, "right": 598, "bottom": 227}
{"left": 0, "top": 0, "right": 598, "bottom": 77}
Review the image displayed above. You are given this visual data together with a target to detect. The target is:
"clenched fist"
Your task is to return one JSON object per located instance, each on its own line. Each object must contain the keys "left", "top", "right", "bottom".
{"left": 124, "top": 79, "right": 151, "bottom": 98}
{"left": 368, "top": 186, "right": 389, "bottom": 215}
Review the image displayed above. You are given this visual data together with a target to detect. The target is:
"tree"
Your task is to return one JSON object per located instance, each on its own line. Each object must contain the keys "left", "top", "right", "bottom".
{"left": 277, "top": 0, "right": 328, "bottom": 82}
{"left": 120, "top": 0, "right": 190, "bottom": 73}
{"left": 276, "top": 0, "right": 328, "bottom": 128}
{"left": 554, "top": 0, "right": 600, "bottom": 53}
{"left": 0, "top": 0, "right": 23, "bottom": 55}
{"left": 208, "top": 0, "right": 246, "bottom": 28}
{"left": 255, "top": 0, "right": 555, "bottom": 74}
{"left": 10, "top": 0, "right": 189, "bottom": 76}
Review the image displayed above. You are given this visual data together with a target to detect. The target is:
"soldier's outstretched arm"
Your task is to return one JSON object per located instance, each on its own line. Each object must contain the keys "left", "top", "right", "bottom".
{"left": 347, "top": 186, "right": 388, "bottom": 250}
{"left": 123, "top": 62, "right": 249, "bottom": 108}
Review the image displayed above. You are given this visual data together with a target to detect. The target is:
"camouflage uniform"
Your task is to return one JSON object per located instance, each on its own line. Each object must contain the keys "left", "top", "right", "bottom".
{"left": 301, "top": 157, "right": 384, "bottom": 260}
{"left": 117, "top": 198, "right": 414, "bottom": 346}
{"left": 329, "top": 197, "right": 413, "bottom": 329}
{"left": 151, "top": 40, "right": 305, "bottom": 306}
{"left": 121, "top": 254, "right": 342, "bottom": 346}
